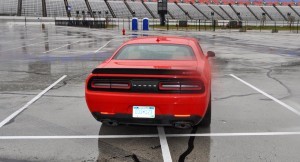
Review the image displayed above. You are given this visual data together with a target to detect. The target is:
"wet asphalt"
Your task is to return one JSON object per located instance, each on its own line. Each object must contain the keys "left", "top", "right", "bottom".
{"left": 0, "top": 23, "right": 300, "bottom": 162}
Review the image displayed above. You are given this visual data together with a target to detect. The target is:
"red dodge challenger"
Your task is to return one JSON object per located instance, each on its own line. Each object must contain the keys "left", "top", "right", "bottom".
{"left": 85, "top": 36, "right": 215, "bottom": 128}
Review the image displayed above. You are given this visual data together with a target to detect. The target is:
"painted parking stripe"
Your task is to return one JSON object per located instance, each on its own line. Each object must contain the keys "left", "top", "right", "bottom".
{"left": 230, "top": 74, "right": 300, "bottom": 116}
{"left": 0, "top": 41, "right": 48, "bottom": 53}
{"left": 0, "top": 134, "right": 158, "bottom": 140}
{"left": 43, "top": 41, "right": 81, "bottom": 53}
{"left": 94, "top": 40, "right": 111, "bottom": 53}
{"left": 157, "top": 127, "right": 173, "bottom": 162}
{"left": 1, "top": 131, "right": 300, "bottom": 140}
{"left": 0, "top": 75, "right": 67, "bottom": 128}
{"left": 166, "top": 131, "right": 300, "bottom": 137}
{"left": 0, "top": 39, "right": 84, "bottom": 53}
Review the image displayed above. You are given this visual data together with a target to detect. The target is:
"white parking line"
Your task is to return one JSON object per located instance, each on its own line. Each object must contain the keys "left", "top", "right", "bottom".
{"left": 0, "top": 75, "right": 67, "bottom": 128}
{"left": 0, "top": 134, "right": 158, "bottom": 140}
{"left": 94, "top": 40, "right": 111, "bottom": 53}
{"left": 157, "top": 127, "right": 173, "bottom": 162}
{"left": 0, "top": 41, "right": 48, "bottom": 53}
{"left": 166, "top": 131, "right": 300, "bottom": 137}
{"left": 1, "top": 131, "right": 300, "bottom": 140}
{"left": 43, "top": 41, "right": 80, "bottom": 53}
{"left": 230, "top": 74, "right": 300, "bottom": 116}
{"left": 0, "top": 39, "right": 85, "bottom": 53}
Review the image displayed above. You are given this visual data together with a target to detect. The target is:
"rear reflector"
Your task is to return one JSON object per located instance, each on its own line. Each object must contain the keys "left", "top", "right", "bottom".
{"left": 174, "top": 115, "right": 191, "bottom": 117}
{"left": 101, "top": 112, "right": 116, "bottom": 115}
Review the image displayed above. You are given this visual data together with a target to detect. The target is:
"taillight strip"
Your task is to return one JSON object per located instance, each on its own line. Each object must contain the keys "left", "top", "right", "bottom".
{"left": 159, "top": 81, "right": 203, "bottom": 91}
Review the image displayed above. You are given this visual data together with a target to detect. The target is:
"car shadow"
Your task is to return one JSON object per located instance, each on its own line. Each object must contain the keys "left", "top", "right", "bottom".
{"left": 97, "top": 124, "right": 211, "bottom": 162}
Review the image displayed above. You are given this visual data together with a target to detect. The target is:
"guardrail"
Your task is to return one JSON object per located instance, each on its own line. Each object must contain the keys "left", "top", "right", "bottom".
{"left": 55, "top": 20, "right": 106, "bottom": 28}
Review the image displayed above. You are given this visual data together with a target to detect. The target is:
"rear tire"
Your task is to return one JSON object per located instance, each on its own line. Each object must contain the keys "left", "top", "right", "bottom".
{"left": 199, "top": 96, "right": 211, "bottom": 127}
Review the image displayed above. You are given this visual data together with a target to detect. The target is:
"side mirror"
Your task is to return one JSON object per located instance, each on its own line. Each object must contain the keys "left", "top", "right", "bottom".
{"left": 206, "top": 51, "right": 215, "bottom": 58}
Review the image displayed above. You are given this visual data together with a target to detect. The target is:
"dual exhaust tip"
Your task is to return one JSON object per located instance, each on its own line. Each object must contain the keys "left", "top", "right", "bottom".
{"left": 101, "top": 119, "right": 193, "bottom": 129}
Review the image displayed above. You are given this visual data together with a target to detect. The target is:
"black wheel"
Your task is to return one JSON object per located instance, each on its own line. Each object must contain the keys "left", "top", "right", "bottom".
{"left": 199, "top": 96, "right": 211, "bottom": 127}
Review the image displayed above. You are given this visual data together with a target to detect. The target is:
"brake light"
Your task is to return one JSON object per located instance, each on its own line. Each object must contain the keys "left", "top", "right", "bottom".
{"left": 180, "top": 82, "right": 203, "bottom": 91}
{"left": 159, "top": 81, "right": 203, "bottom": 91}
{"left": 158, "top": 82, "right": 180, "bottom": 90}
{"left": 91, "top": 81, "right": 110, "bottom": 89}
{"left": 91, "top": 80, "right": 131, "bottom": 90}
{"left": 111, "top": 83, "right": 131, "bottom": 89}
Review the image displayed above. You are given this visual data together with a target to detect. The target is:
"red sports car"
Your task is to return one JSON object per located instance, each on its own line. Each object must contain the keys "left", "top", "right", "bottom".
{"left": 85, "top": 36, "right": 215, "bottom": 128}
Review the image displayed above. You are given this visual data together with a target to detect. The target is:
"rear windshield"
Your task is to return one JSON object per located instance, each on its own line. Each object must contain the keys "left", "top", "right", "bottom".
{"left": 114, "top": 44, "right": 196, "bottom": 60}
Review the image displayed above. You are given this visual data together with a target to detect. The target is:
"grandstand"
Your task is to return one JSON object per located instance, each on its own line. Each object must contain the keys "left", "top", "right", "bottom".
{"left": 0, "top": 0, "right": 300, "bottom": 21}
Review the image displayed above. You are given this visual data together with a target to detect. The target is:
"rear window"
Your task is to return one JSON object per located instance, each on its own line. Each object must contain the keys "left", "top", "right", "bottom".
{"left": 114, "top": 44, "right": 196, "bottom": 60}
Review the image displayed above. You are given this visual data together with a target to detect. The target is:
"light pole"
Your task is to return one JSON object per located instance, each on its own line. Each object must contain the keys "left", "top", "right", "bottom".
{"left": 211, "top": 11, "right": 215, "bottom": 31}
{"left": 23, "top": 8, "right": 27, "bottom": 27}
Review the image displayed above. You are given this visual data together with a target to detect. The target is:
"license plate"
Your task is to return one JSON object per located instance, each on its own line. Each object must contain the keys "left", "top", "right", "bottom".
{"left": 132, "top": 106, "right": 155, "bottom": 118}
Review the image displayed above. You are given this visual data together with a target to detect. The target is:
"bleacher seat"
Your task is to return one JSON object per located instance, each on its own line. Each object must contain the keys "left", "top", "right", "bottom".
{"left": 233, "top": 5, "right": 258, "bottom": 21}
{"left": 248, "top": 5, "right": 272, "bottom": 21}
{"left": 178, "top": 3, "right": 207, "bottom": 20}
{"left": 67, "top": 0, "right": 90, "bottom": 17}
{"left": 109, "top": 1, "right": 132, "bottom": 18}
{"left": 0, "top": 0, "right": 18, "bottom": 16}
{"left": 89, "top": 0, "right": 112, "bottom": 18}
{"left": 46, "top": 0, "right": 68, "bottom": 17}
{"left": 209, "top": 5, "right": 231, "bottom": 20}
{"left": 22, "top": 0, "right": 43, "bottom": 17}
{"left": 278, "top": 6, "right": 300, "bottom": 20}
{"left": 0, "top": 0, "right": 299, "bottom": 22}
{"left": 194, "top": 4, "right": 221, "bottom": 20}
{"left": 262, "top": 6, "right": 285, "bottom": 21}
{"left": 221, "top": 5, "right": 239, "bottom": 20}
{"left": 167, "top": 3, "right": 187, "bottom": 20}
{"left": 127, "top": 1, "right": 152, "bottom": 18}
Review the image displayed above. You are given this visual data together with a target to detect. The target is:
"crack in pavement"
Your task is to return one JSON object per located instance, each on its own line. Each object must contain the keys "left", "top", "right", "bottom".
{"left": 264, "top": 68, "right": 292, "bottom": 100}
{"left": 51, "top": 73, "right": 87, "bottom": 90}
{"left": 213, "top": 93, "right": 259, "bottom": 101}
{"left": 236, "top": 62, "right": 293, "bottom": 100}
{"left": 125, "top": 154, "right": 140, "bottom": 162}
{"left": 178, "top": 126, "right": 198, "bottom": 162}
{"left": 97, "top": 139, "right": 149, "bottom": 162}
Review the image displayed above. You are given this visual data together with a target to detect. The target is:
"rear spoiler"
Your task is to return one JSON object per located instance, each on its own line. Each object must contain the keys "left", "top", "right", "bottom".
{"left": 92, "top": 68, "right": 199, "bottom": 75}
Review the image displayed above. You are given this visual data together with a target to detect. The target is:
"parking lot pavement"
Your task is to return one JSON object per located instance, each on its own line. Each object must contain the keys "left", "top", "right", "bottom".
{"left": 1, "top": 23, "right": 300, "bottom": 161}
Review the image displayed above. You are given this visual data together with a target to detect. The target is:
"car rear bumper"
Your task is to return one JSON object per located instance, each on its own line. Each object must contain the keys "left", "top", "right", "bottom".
{"left": 92, "top": 112, "right": 202, "bottom": 126}
{"left": 86, "top": 91, "right": 210, "bottom": 117}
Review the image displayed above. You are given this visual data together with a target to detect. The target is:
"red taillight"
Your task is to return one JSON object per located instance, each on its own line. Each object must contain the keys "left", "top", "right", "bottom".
{"left": 159, "top": 81, "right": 203, "bottom": 91}
{"left": 110, "top": 83, "right": 131, "bottom": 89}
{"left": 158, "top": 82, "right": 180, "bottom": 90}
{"left": 91, "top": 81, "right": 110, "bottom": 89}
{"left": 180, "top": 82, "right": 203, "bottom": 91}
{"left": 91, "top": 80, "right": 131, "bottom": 90}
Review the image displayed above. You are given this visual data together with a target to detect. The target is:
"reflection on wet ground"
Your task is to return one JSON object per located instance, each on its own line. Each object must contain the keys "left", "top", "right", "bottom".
{"left": 1, "top": 23, "right": 300, "bottom": 161}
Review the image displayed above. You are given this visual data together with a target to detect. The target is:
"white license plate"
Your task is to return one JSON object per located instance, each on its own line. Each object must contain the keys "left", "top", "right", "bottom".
{"left": 132, "top": 106, "right": 155, "bottom": 118}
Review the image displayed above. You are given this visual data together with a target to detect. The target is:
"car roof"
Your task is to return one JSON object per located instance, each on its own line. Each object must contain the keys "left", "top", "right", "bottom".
{"left": 124, "top": 36, "right": 198, "bottom": 46}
